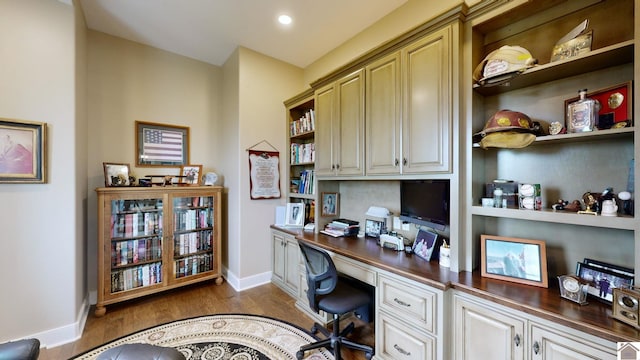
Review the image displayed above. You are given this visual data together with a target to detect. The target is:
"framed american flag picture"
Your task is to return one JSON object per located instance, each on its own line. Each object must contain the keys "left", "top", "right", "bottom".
{"left": 135, "top": 121, "right": 189, "bottom": 167}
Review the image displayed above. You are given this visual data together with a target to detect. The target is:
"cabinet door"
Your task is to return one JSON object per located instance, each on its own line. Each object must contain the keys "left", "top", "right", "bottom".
{"left": 530, "top": 323, "right": 615, "bottom": 360}
{"left": 402, "top": 25, "right": 452, "bottom": 174}
{"left": 314, "top": 83, "right": 336, "bottom": 176}
{"left": 284, "top": 236, "right": 300, "bottom": 293}
{"left": 454, "top": 295, "right": 525, "bottom": 360}
{"left": 170, "top": 194, "right": 218, "bottom": 283}
{"left": 103, "top": 195, "right": 166, "bottom": 298}
{"left": 366, "top": 52, "right": 401, "bottom": 175}
{"left": 272, "top": 231, "right": 286, "bottom": 285}
{"left": 335, "top": 69, "right": 365, "bottom": 176}
{"left": 377, "top": 312, "right": 436, "bottom": 360}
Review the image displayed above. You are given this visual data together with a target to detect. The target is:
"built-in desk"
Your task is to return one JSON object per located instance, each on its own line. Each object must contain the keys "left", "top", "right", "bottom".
{"left": 273, "top": 226, "right": 640, "bottom": 359}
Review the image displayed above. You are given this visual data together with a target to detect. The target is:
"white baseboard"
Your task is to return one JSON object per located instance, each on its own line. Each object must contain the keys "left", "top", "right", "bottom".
{"left": 30, "top": 295, "right": 90, "bottom": 349}
{"left": 223, "top": 266, "right": 272, "bottom": 291}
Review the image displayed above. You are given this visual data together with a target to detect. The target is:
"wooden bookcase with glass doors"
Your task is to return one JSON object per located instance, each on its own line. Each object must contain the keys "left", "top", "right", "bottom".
{"left": 95, "top": 186, "right": 223, "bottom": 316}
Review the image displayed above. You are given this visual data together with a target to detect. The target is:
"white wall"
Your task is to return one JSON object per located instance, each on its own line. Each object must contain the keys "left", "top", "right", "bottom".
{"left": 86, "top": 31, "right": 223, "bottom": 300}
{"left": 0, "top": 0, "right": 84, "bottom": 345}
{"left": 221, "top": 47, "right": 304, "bottom": 288}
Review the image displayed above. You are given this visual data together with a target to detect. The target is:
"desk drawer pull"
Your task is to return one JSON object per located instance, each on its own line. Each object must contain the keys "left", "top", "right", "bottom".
{"left": 393, "top": 298, "right": 411, "bottom": 307}
{"left": 393, "top": 344, "right": 411, "bottom": 356}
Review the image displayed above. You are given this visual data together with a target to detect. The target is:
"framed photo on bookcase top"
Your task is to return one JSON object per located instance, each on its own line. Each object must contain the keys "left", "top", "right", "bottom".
{"left": 103, "top": 162, "right": 131, "bottom": 187}
{"left": 180, "top": 164, "right": 202, "bottom": 185}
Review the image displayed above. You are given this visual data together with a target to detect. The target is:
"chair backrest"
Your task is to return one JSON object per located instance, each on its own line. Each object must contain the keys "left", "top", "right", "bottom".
{"left": 298, "top": 241, "right": 338, "bottom": 312}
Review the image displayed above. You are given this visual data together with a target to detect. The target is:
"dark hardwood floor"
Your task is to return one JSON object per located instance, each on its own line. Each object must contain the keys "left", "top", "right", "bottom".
{"left": 40, "top": 281, "right": 374, "bottom": 360}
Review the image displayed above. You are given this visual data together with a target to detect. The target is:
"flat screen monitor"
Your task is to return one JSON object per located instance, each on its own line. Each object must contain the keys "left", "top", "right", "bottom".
{"left": 399, "top": 179, "right": 449, "bottom": 231}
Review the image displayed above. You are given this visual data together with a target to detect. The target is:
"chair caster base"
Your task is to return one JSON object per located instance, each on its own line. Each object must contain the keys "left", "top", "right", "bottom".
{"left": 296, "top": 350, "right": 304, "bottom": 360}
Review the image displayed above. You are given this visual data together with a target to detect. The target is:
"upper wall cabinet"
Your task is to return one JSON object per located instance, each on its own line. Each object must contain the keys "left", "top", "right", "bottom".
{"left": 315, "top": 69, "right": 365, "bottom": 177}
{"left": 401, "top": 24, "right": 454, "bottom": 174}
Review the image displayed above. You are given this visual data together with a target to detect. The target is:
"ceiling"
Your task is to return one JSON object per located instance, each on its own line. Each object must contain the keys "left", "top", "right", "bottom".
{"left": 79, "top": 0, "right": 409, "bottom": 68}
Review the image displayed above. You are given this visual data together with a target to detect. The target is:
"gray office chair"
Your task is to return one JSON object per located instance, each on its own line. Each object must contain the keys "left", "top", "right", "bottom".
{"left": 297, "top": 241, "right": 374, "bottom": 360}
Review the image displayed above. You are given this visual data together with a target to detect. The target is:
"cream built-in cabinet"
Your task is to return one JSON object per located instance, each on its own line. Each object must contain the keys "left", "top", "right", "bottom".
{"left": 314, "top": 69, "right": 365, "bottom": 177}
{"left": 365, "top": 52, "right": 401, "bottom": 175}
{"left": 453, "top": 292, "right": 616, "bottom": 360}
{"left": 364, "top": 23, "right": 456, "bottom": 176}
{"left": 376, "top": 271, "right": 446, "bottom": 360}
{"left": 271, "top": 229, "right": 300, "bottom": 297}
{"left": 401, "top": 24, "right": 453, "bottom": 174}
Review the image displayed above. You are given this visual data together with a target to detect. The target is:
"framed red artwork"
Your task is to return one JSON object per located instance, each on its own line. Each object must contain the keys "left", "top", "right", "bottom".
{"left": 564, "top": 82, "right": 632, "bottom": 130}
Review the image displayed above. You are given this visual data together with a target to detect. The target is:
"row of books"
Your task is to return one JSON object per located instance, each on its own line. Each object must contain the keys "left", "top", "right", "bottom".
{"left": 173, "top": 196, "right": 214, "bottom": 209}
{"left": 290, "top": 109, "right": 315, "bottom": 136}
{"left": 111, "top": 212, "right": 162, "bottom": 238}
{"left": 291, "top": 170, "right": 314, "bottom": 195}
{"left": 111, "top": 236, "right": 163, "bottom": 266}
{"left": 173, "top": 208, "right": 213, "bottom": 231}
{"left": 175, "top": 253, "right": 214, "bottom": 278}
{"left": 291, "top": 142, "right": 315, "bottom": 164}
{"left": 173, "top": 229, "right": 213, "bottom": 256}
{"left": 111, "top": 262, "right": 162, "bottom": 293}
{"left": 111, "top": 199, "right": 162, "bottom": 214}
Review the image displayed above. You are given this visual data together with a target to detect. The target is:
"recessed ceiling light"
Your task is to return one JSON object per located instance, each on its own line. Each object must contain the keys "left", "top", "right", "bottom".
{"left": 278, "top": 14, "right": 292, "bottom": 25}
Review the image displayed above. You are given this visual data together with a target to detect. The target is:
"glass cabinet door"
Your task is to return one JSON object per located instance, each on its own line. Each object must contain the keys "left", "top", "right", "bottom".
{"left": 172, "top": 195, "right": 215, "bottom": 279}
{"left": 109, "top": 198, "right": 164, "bottom": 293}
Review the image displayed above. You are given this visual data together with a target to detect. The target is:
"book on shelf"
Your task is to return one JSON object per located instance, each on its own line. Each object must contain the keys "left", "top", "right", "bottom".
{"left": 290, "top": 109, "right": 315, "bottom": 136}
{"left": 296, "top": 170, "right": 314, "bottom": 194}
{"left": 290, "top": 142, "right": 315, "bottom": 164}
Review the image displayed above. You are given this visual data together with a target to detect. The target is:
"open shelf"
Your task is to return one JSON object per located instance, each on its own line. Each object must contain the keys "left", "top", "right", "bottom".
{"left": 473, "top": 41, "right": 634, "bottom": 96}
{"left": 471, "top": 205, "right": 635, "bottom": 230}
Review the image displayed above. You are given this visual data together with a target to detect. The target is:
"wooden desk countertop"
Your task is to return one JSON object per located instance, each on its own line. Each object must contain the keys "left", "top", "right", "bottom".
{"left": 273, "top": 225, "right": 640, "bottom": 343}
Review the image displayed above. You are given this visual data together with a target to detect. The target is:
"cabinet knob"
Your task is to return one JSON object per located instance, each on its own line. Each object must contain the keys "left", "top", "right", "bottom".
{"left": 393, "top": 344, "right": 411, "bottom": 356}
{"left": 336, "top": 164, "right": 340, "bottom": 170}
{"left": 533, "top": 341, "right": 540, "bottom": 354}
{"left": 403, "top": 158, "right": 407, "bottom": 165}
{"left": 514, "top": 334, "right": 521, "bottom": 347}
{"left": 395, "top": 158, "right": 399, "bottom": 166}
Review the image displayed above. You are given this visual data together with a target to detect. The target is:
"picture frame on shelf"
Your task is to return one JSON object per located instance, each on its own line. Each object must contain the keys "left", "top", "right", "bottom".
{"left": 136, "top": 121, "right": 189, "bottom": 167}
{"left": 285, "top": 202, "right": 305, "bottom": 227}
{"left": 480, "top": 234, "right": 548, "bottom": 288}
{"left": 583, "top": 258, "right": 634, "bottom": 278}
{"left": 576, "top": 261, "right": 634, "bottom": 304}
{"left": 179, "top": 164, "right": 202, "bottom": 185}
{"left": 0, "top": 118, "right": 46, "bottom": 183}
{"left": 365, "top": 219, "right": 384, "bottom": 238}
{"left": 563, "top": 82, "right": 633, "bottom": 130}
{"left": 103, "top": 162, "right": 131, "bottom": 187}
{"left": 412, "top": 228, "right": 441, "bottom": 261}
{"left": 321, "top": 192, "right": 339, "bottom": 217}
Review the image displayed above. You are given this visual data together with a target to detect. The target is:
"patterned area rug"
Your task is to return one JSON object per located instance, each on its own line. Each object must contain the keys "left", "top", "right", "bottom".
{"left": 71, "top": 314, "right": 334, "bottom": 360}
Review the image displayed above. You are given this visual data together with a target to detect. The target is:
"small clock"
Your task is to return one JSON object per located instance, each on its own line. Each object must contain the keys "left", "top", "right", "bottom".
{"left": 558, "top": 275, "right": 589, "bottom": 305}
{"left": 203, "top": 172, "right": 218, "bottom": 186}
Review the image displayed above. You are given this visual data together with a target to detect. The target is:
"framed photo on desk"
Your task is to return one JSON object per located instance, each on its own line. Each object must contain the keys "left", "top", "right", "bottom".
{"left": 365, "top": 219, "right": 384, "bottom": 238}
{"left": 285, "top": 203, "right": 305, "bottom": 227}
{"left": 412, "top": 228, "right": 440, "bottom": 261}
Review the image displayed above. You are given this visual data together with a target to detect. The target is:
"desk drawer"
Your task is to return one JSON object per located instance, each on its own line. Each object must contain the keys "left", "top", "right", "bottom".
{"left": 333, "top": 255, "right": 376, "bottom": 286}
{"left": 378, "top": 273, "right": 436, "bottom": 333}
{"left": 377, "top": 312, "right": 436, "bottom": 360}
